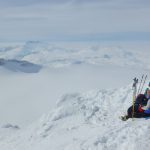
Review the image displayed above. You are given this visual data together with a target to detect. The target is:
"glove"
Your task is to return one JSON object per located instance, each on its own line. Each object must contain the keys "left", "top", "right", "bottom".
{"left": 138, "top": 105, "right": 144, "bottom": 113}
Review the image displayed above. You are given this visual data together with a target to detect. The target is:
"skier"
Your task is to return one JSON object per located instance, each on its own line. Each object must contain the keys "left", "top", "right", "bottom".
{"left": 121, "top": 88, "right": 150, "bottom": 121}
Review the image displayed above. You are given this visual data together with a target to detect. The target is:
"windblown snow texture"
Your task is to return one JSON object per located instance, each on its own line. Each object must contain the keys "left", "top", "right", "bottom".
{"left": 0, "top": 85, "right": 149, "bottom": 150}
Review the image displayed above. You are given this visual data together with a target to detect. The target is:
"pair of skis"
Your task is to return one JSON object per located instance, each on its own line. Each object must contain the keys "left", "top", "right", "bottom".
{"left": 133, "top": 75, "right": 147, "bottom": 100}
{"left": 132, "top": 75, "right": 147, "bottom": 120}
{"left": 137, "top": 75, "right": 148, "bottom": 96}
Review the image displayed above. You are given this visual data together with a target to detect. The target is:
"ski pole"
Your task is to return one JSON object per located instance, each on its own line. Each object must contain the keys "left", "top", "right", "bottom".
{"left": 139, "top": 75, "right": 147, "bottom": 94}
{"left": 149, "top": 82, "right": 150, "bottom": 88}
{"left": 137, "top": 74, "right": 144, "bottom": 96}
{"left": 132, "top": 78, "right": 138, "bottom": 120}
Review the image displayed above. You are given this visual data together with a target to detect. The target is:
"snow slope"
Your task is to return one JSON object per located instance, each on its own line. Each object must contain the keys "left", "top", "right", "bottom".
{"left": 0, "top": 41, "right": 150, "bottom": 150}
{"left": 0, "top": 85, "right": 149, "bottom": 150}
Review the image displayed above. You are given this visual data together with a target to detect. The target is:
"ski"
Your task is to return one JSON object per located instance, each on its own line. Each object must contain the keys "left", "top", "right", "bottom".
{"left": 139, "top": 75, "right": 147, "bottom": 94}
{"left": 137, "top": 74, "right": 144, "bottom": 96}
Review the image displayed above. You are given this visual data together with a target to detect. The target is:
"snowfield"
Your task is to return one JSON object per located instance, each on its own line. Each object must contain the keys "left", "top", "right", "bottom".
{"left": 0, "top": 85, "right": 149, "bottom": 150}
{"left": 0, "top": 41, "right": 150, "bottom": 150}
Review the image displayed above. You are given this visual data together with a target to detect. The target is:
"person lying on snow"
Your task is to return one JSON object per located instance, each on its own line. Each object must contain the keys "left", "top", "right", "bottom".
{"left": 121, "top": 88, "right": 150, "bottom": 121}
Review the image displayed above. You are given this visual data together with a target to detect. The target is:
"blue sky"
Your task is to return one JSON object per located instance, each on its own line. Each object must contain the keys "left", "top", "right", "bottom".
{"left": 0, "top": 0, "right": 150, "bottom": 42}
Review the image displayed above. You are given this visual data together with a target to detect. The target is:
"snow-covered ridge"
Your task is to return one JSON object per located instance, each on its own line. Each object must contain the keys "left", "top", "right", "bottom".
{"left": 0, "top": 41, "right": 149, "bottom": 69}
{"left": 1, "top": 85, "right": 149, "bottom": 150}
{"left": 0, "top": 58, "right": 42, "bottom": 73}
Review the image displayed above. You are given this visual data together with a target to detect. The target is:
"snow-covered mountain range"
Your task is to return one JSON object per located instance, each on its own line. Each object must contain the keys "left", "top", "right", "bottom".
{"left": 0, "top": 41, "right": 150, "bottom": 70}
{"left": 0, "top": 58, "right": 41, "bottom": 73}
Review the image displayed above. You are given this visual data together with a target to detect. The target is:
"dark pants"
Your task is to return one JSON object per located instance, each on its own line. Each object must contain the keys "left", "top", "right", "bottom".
{"left": 127, "top": 105, "right": 150, "bottom": 118}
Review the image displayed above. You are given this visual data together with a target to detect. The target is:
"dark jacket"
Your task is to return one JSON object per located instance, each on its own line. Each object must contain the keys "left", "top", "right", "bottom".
{"left": 135, "top": 94, "right": 148, "bottom": 106}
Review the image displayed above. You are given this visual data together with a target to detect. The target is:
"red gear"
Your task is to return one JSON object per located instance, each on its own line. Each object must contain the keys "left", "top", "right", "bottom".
{"left": 138, "top": 105, "right": 144, "bottom": 112}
